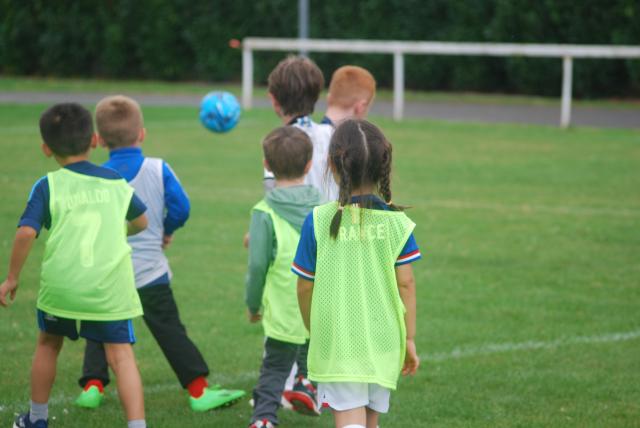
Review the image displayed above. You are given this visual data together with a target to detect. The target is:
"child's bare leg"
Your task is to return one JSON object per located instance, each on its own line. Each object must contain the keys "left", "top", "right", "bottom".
{"left": 104, "top": 343, "right": 145, "bottom": 421}
{"left": 365, "top": 407, "right": 380, "bottom": 428}
{"left": 333, "top": 406, "right": 367, "bottom": 428}
{"left": 31, "top": 332, "right": 64, "bottom": 403}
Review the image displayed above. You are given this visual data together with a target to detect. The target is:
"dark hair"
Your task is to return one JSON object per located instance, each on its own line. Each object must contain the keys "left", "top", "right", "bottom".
{"left": 328, "top": 119, "right": 401, "bottom": 238}
{"left": 39, "top": 103, "right": 93, "bottom": 156}
{"left": 263, "top": 126, "right": 313, "bottom": 180}
{"left": 268, "top": 55, "right": 324, "bottom": 117}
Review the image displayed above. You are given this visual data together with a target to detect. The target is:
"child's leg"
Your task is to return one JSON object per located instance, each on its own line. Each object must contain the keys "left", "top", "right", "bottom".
{"left": 104, "top": 342, "right": 145, "bottom": 422}
{"left": 365, "top": 407, "right": 380, "bottom": 428}
{"left": 138, "top": 284, "right": 209, "bottom": 389}
{"left": 31, "top": 332, "right": 64, "bottom": 403}
{"left": 332, "top": 407, "right": 367, "bottom": 428}
{"left": 320, "top": 382, "right": 388, "bottom": 428}
{"left": 294, "top": 340, "right": 310, "bottom": 378}
{"left": 252, "top": 337, "right": 298, "bottom": 425}
{"left": 78, "top": 339, "right": 110, "bottom": 388}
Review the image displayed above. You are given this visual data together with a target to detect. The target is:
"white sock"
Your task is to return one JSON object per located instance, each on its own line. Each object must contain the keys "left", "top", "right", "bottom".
{"left": 127, "top": 420, "right": 146, "bottom": 428}
{"left": 30, "top": 401, "right": 48, "bottom": 422}
{"left": 342, "top": 425, "right": 366, "bottom": 428}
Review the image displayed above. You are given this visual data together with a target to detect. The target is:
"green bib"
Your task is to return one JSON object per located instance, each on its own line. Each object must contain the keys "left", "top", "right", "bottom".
{"left": 253, "top": 200, "right": 308, "bottom": 344}
{"left": 38, "top": 168, "right": 143, "bottom": 321}
{"left": 308, "top": 202, "right": 415, "bottom": 389}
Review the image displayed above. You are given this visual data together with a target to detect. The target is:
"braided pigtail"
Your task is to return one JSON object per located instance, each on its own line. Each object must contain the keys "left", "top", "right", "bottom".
{"left": 378, "top": 141, "right": 401, "bottom": 211}
{"left": 330, "top": 153, "right": 352, "bottom": 239}
{"left": 377, "top": 124, "right": 406, "bottom": 211}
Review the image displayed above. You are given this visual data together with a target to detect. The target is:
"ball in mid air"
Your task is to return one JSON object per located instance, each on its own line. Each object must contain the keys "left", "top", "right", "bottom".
{"left": 199, "top": 91, "right": 241, "bottom": 133}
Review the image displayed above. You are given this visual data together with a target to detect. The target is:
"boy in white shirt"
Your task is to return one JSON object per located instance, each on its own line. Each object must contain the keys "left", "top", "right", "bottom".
{"left": 263, "top": 55, "right": 337, "bottom": 202}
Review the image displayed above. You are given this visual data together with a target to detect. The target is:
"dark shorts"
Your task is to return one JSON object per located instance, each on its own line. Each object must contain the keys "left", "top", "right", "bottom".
{"left": 36, "top": 309, "right": 136, "bottom": 344}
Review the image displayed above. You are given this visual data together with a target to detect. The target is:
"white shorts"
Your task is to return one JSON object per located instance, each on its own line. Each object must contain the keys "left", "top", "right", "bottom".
{"left": 318, "top": 382, "right": 391, "bottom": 413}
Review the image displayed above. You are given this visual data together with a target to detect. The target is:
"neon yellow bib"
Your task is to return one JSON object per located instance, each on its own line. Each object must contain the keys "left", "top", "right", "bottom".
{"left": 38, "top": 168, "right": 143, "bottom": 321}
{"left": 308, "top": 202, "right": 415, "bottom": 389}
{"left": 253, "top": 200, "right": 308, "bottom": 344}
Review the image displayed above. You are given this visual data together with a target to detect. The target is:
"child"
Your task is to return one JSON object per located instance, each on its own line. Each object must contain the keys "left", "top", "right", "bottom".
{"left": 263, "top": 55, "right": 337, "bottom": 202}
{"left": 273, "top": 64, "right": 377, "bottom": 408}
{"left": 0, "top": 103, "right": 149, "bottom": 428}
{"left": 322, "top": 65, "right": 377, "bottom": 127}
{"left": 251, "top": 56, "right": 334, "bottom": 415}
{"left": 246, "top": 126, "right": 323, "bottom": 428}
{"left": 72, "top": 95, "right": 245, "bottom": 412}
{"left": 294, "top": 119, "right": 421, "bottom": 428}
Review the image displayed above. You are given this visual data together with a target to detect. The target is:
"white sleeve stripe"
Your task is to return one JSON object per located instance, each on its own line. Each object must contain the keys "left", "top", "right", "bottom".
{"left": 292, "top": 265, "right": 315, "bottom": 280}
{"left": 395, "top": 252, "right": 421, "bottom": 265}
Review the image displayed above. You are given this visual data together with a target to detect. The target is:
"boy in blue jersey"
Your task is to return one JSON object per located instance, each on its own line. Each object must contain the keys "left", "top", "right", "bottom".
{"left": 0, "top": 103, "right": 148, "bottom": 428}
{"left": 74, "top": 95, "right": 244, "bottom": 412}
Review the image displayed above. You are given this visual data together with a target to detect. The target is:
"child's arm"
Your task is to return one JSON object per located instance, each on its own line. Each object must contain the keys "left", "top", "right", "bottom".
{"left": 396, "top": 263, "right": 419, "bottom": 375}
{"left": 245, "top": 210, "right": 274, "bottom": 321}
{"left": 163, "top": 162, "right": 190, "bottom": 246}
{"left": 0, "top": 226, "right": 37, "bottom": 307}
{"left": 297, "top": 277, "right": 313, "bottom": 331}
{"left": 127, "top": 213, "right": 148, "bottom": 236}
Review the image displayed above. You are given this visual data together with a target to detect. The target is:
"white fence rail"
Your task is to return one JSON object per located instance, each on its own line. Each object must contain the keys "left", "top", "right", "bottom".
{"left": 241, "top": 38, "right": 640, "bottom": 127}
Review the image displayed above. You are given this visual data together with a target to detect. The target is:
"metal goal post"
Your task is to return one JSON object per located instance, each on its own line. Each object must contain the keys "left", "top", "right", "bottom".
{"left": 241, "top": 38, "right": 640, "bottom": 128}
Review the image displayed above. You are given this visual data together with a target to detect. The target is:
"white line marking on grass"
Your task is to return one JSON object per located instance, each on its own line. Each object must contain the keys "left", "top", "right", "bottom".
{"left": 421, "top": 330, "right": 640, "bottom": 362}
{"left": 3, "top": 331, "right": 638, "bottom": 412}
{"left": 425, "top": 199, "right": 640, "bottom": 218}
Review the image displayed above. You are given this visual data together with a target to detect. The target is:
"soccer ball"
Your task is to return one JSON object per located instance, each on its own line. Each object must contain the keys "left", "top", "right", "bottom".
{"left": 199, "top": 91, "right": 241, "bottom": 133}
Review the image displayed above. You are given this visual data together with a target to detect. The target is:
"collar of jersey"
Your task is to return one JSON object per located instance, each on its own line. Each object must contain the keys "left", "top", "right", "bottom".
{"left": 287, "top": 115, "right": 311, "bottom": 127}
{"left": 350, "top": 194, "right": 388, "bottom": 210}
{"left": 109, "top": 146, "right": 143, "bottom": 159}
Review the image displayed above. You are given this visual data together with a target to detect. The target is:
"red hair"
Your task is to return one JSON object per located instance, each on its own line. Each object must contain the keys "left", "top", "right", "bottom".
{"left": 327, "top": 66, "right": 376, "bottom": 108}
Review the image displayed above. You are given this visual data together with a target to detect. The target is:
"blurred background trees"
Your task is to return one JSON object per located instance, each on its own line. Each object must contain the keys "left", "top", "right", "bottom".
{"left": 1, "top": 0, "right": 638, "bottom": 98}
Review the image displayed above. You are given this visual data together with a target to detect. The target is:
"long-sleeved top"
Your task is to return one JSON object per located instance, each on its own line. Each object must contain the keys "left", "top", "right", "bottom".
{"left": 245, "top": 185, "right": 322, "bottom": 314}
{"left": 104, "top": 147, "right": 190, "bottom": 236}
{"left": 104, "top": 147, "right": 190, "bottom": 287}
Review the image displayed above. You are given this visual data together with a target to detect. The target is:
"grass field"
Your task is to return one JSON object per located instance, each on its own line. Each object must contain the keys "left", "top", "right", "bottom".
{"left": 0, "top": 102, "right": 639, "bottom": 427}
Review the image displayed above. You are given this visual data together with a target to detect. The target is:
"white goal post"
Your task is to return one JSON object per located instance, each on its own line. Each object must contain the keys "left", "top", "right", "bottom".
{"left": 241, "top": 37, "right": 640, "bottom": 128}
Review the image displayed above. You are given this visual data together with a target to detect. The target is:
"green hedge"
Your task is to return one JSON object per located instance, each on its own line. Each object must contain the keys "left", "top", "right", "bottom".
{"left": 1, "top": 0, "right": 638, "bottom": 98}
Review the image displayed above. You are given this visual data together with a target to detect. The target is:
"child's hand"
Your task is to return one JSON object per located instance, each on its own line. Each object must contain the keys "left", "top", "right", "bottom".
{"left": 0, "top": 277, "right": 18, "bottom": 307}
{"left": 162, "top": 234, "right": 174, "bottom": 249}
{"left": 247, "top": 309, "right": 262, "bottom": 323}
{"left": 402, "top": 339, "right": 420, "bottom": 375}
{"left": 243, "top": 232, "right": 250, "bottom": 249}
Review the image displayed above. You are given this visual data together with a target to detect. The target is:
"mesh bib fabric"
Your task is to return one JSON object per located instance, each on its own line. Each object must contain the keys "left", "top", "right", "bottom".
{"left": 254, "top": 200, "right": 308, "bottom": 344}
{"left": 38, "top": 168, "right": 143, "bottom": 321}
{"left": 308, "top": 202, "right": 415, "bottom": 389}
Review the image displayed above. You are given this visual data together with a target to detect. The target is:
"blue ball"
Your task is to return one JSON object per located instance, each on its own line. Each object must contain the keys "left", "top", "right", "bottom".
{"left": 199, "top": 91, "right": 241, "bottom": 133}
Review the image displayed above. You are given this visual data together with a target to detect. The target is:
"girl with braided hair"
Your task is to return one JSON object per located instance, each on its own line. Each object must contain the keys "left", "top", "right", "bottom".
{"left": 292, "top": 119, "right": 421, "bottom": 428}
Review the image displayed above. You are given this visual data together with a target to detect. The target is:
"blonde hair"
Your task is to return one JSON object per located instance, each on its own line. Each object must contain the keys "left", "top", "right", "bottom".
{"left": 95, "top": 95, "right": 143, "bottom": 148}
{"left": 327, "top": 66, "right": 376, "bottom": 109}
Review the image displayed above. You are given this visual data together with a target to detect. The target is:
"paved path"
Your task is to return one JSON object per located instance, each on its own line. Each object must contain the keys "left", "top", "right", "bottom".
{"left": 1, "top": 91, "right": 638, "bottom": 128}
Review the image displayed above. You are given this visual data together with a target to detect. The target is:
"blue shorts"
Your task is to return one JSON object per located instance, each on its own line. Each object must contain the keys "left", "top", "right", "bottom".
{"left": 36, "top": 310, "right": 136, "bottom": 344}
